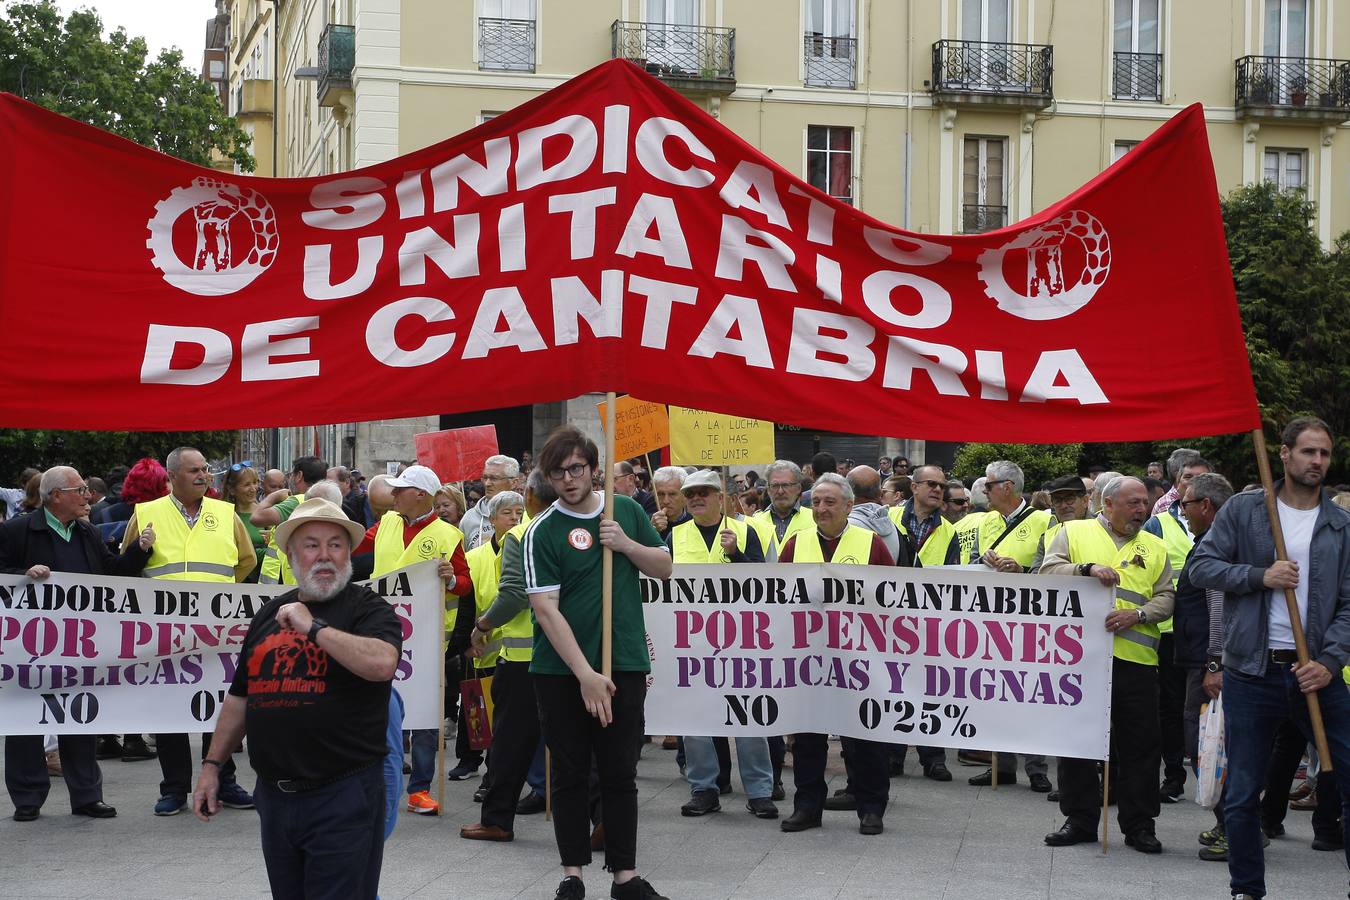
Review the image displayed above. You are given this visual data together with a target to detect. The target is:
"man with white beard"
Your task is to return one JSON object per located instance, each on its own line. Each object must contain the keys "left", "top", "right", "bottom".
{"left": 191, "top": 498, "right": 402, "bottom": 900}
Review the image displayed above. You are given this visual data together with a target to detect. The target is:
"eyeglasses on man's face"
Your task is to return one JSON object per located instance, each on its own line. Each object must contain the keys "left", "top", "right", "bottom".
{"left": 53, "top": 484, "right": 91, "bottom": 498}
{"left": 548, "top": 463, "right": 590, "bottom": 481}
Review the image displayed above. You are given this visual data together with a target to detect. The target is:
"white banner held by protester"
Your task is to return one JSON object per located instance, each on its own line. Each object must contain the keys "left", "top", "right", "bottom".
{"left": 641, "top": 564, "right": 1115, "bottom": 760}
{"left": 0, "top": 561, "right": 444, "bottom": 734}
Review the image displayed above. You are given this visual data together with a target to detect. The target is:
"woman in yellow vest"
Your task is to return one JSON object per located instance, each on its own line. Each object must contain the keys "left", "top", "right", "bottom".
{"left": 465, "top": 491, "right": 525, "bottom": 674}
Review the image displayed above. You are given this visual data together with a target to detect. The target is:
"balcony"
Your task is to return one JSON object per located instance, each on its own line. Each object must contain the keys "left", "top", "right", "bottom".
{"left": 1235, "top": 56, "right": 1350, "bottom": 122}
{"left": 317, "top": 23, "right": 355, "bottom": 110}
{"left": 962, "top": 204, "right": 1008, "bottom": 234}
{"left": 235, "top": 78, "right": 273, "bottom": 119}
{"left": 931, "top": 39, "right": 1053, "bottom": 110}
{"left": 479, "top": 17, "right": 535, "bottom": 72}
{"left": 804, "top": 34, "right": 856, "bottom": 89}
{"left": 611, "top": 20, "right": 735, "bottom": 95}
{"left": 1113, "top": 52, "right": 1163, "bottom": 102}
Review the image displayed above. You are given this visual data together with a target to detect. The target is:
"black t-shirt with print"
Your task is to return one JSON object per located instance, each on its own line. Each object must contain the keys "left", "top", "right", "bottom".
{"left": 229, "top": 581, "right": 403, "bottom": 783}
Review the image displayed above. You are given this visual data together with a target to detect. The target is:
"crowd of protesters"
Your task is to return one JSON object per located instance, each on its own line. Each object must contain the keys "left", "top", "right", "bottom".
{"left": 3, "top": 417, "right": 1350, "bottom": 900}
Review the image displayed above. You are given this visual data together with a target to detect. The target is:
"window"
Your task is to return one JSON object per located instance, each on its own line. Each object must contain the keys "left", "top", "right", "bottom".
{"left": 647, "top": 0, "right": 699, "bottom": 75}
{"left": 962, "top": 0, "right": 1009, "bottom": 42}
{"left": 1264, "top": 0, "right": 1308, "bottom": 57}
{"left": 962, "top": 136, "right": 1007, "bottom": 233}
{"left": 479, "top": 0, "right": 536, "bottom": 71}
{"left": 807, "top": 126, "right": 853, "bottom": 205}
{"left": 478, "top": 111, "right": 503, "bottom": 125}
{"left": 961, "top": 0, "right": 1011, "bottom": 90}
{"left": 1112, "top": 140, "right": 1140, "bottom": 163}
{"left": 805, "top": 0, "right": 856, "bottom": 88}
{"left": 209, "top": 59, "right": 224, "bottom": 79}
{"left": 1263, "top": 148, "right": 1307, "bottom": 193}
{"left": 1113, "top": 0, "right": 1162, "bottom": 100}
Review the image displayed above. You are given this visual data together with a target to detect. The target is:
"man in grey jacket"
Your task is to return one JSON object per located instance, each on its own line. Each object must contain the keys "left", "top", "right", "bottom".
{"left": 1188, "top": 417, "right": 1350, "bottom": 900}
{"left": 846, "top": 466, "right": 908, "bottom": 565}
{"left": 459, "top": 454, "right": 520, "bottom": 550}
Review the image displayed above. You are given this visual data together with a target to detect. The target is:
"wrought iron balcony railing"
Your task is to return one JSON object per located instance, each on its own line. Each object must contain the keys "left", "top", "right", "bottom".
{"left": 318, "top": 23, "right": 354, "bottom": 106}
{"left": 804, "top": 34, "right": 856, "bottom": 88}
{"left": 1113, "top": 51, "right": 1163, "bottom": 101}
{"left": 479, "top": 17, "right": 535, "bottom": 72}
{"left": 611, "top": 20, "right": 735, "bottom": 88}
{"left": 962, "top": 204, "right": 1008, "bottom": 234}
{"left": 932, "top": 39, "right": 1053, "bottom": 101}
{"left": 1235, "top": 55, "right": 1350, "bottom": 114}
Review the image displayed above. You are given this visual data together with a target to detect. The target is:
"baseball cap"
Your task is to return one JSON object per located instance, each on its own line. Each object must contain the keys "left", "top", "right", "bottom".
{"left": 386, "top": 464, "right": 441, "bottom": 496}
{"left": 681, "top": 470, "right": 723, "bottom": 494}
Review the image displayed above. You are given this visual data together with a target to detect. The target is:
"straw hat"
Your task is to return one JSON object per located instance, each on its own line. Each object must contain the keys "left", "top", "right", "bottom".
{"left": 273, "top": 497, "right": 366, "bottom": 552}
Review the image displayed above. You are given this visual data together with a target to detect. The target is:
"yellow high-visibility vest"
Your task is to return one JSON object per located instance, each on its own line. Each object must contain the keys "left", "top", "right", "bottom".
{"left": 1153, "top": 511, "right": 1194, "bottom": 634}
{"left": 465, "top": 540, "right": 504, "bottom": 669}
{"left": 976, "top": 507, "right": 1052, "bottom": 570}
{"left": 258, "top": 493, "right": 303, "bottom": 586}
{"left": 136, "top": 495, "right": 239, "bottom": 582}
{"left": 373, "top": 511, "right": 465, "bottom": 638}
{"left": 1064, "top": 518, "right": 1166, "bottom": 666}
{"left": 789, "top": 524, "right": 874, "bottom": 564}
{"left": 954, "top": 514, "right": 983, "bottom": 563}
{"left": 753, "top": 506, "right": 814, "bottom": 560}
{"left": 891, "top": 505, "right": 958, "bottom": 567}
{"left": 672, "top": 517, "right": 750, "bottom": 563}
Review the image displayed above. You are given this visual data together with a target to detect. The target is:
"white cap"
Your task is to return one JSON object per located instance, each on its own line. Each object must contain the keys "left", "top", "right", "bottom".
{"left": 386, "top": 464, "right": 441, "bottom": 496}
{"left": 680, "top": 470, "right": 723, "bottom": 495}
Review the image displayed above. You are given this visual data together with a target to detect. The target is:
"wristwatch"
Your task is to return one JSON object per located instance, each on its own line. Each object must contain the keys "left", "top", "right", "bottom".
{"left": 307, "top": 618, "right": 329, "bottom": 643}
{"left": 1205, "top": 659, "right": 1223, "bottom": 673}
{"left": 1078, "top": 563, "right": 1094, "bottom": 577}
{"left": 1136, "top": 608, "right": 1147, "bottom": 624}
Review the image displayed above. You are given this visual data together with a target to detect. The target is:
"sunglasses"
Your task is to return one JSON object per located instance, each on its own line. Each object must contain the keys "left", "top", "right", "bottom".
{"left": 229, "top": 461, "right": 254, "bottom": 472}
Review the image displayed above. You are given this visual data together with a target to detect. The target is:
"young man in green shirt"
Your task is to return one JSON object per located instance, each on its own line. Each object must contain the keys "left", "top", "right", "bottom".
{"left": 524, "top": 426, "right": 672, "bottom": 900}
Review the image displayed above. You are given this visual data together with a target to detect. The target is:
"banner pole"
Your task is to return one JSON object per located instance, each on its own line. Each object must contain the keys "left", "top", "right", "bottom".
{"left": 602, "top": 391, "right": 617, "bottom": 678}
{"left": 1100, "top": 755, "right": 1110, "bottom": 853}
{"left": 1252, "top": 427, "right": 1333, "bottom": 771}
{"left": 435, "top": 653, "right": 448, "bottom": 815}
{"left": 991, "top": 752, "right": 998, "bottom": 791}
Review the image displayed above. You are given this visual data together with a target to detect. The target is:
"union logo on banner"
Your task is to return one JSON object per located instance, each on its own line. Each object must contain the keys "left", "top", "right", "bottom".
{"left": 146, "top": 176, "right": 279, "bottom": 296}
{"left": 977, "top": 210, "right": 1111, "bottom": 322}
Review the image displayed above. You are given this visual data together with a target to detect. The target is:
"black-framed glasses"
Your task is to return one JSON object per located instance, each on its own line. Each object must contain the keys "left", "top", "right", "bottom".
{"left": 548, "top": 463, "right": 590, "bottom": 481}
{"left": 984, "top": 479, "right": 1010, "bottom": 490}
{"left": 1180, "top": 498, "right": 1207, "bottom": 509}
{"left": 767, "top": 482, "right": 797, "bottom": 492}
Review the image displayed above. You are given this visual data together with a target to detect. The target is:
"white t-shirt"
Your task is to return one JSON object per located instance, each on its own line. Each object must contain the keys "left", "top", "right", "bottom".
{"left": 1268, "top": 499, "right": 1319, "bottom": 650}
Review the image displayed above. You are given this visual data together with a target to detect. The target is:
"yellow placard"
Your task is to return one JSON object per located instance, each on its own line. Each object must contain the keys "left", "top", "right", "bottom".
{"left": 596, "top": 395, "right": 671, "bottom": 460}
{"left": 668, "top": 406, "right": 775, "bottom": 466}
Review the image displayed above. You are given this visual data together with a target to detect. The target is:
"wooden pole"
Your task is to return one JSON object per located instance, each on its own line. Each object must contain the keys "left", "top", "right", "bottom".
{"left": 435, "top": 653, "right": 448, "bottom": 815}
{"left": 1100, "top": 756, "right": 1110, "bottom": 853}
{"left": 602, "top": 391, "right": 617, "bottom": 677}
{"left": 1252, "top": 428, "right": 1333, "bottom": 771}
{"left": 991, "top": 752, "right": 998, "bottom": 790}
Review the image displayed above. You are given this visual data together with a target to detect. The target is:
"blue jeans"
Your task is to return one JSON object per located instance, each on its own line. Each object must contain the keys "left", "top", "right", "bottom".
{"left": 684, "top": 736, "right": 773, "bottom": 800}
{"left": 407, "top": 729, "right": 437, "bottom": 795}
{"left": 1224, "top": 664, "right": 1350, "bottom": 898}
{"left": 527, "top": 739, "right": 546, "bottom": 794}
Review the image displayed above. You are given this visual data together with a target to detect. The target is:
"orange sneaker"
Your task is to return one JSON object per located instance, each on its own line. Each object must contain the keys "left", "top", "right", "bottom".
{"left": 407, "top": 791, "right": 440, "bottom": 815}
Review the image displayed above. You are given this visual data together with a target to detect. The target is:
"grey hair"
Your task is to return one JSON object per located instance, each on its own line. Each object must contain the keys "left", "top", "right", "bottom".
{"left": 488, "top": 490, "right": 525, "bottom": 517}
{"left": 651, "top": 466, "right": 687, "bottom": 487}
{"left": 305, "top": 480, "right": 343, "bottom": 505}
{"left": 812, "top": 472, "right": 854, "bottom": 502}
{"left": 1094, "top": 471, "right": 1123, "bottom": 497}
{"left": 484, "top": 454, "right": 521, "bottom": 478}
{"left": 985, "top": 460, "right": 1025, "bottom": 494}
{"left": 970, "top": 476, "right": 988, "bottom": 506}
{"left": 1166, "top": 448, "right": 1204, "bottom": 481}
{"left": 38, "top": 466, "right": 78, "bottom": 503}
{"left": 525, "top": 469, "right": 557, "bottom": 505}
{"left": 765, "top": 459, "right": 803, "bottom": 482}
{"left": 1102, "top": 475, "right": 1142, "bottom": 502}
{"left": 165, "top": 446, "right": 200, "bottom": 474}
{"left": 1188, "top": 472, "right": 1234, "bottom": 509}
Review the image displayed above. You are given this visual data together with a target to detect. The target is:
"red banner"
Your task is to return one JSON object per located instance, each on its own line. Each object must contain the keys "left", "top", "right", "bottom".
{"left": 0, "top": 60, "right": 1257, "bottom": 441}
{"left": 414, "top": 424, "right": 498, "bottom": 483}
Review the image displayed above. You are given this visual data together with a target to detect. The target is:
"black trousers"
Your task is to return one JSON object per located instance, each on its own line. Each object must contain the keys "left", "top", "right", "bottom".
{"left": 1158, "top": 634, "right": 1187, "bottom": 784}
{"left": 480, "top": 660, "right": 540, "bottom": 832}
{"left": 156, "top": 732, "right": 237, "bottom": 797}
{"left": 791, "top": 733, "right": 889, "bottom": 817}
{"left": 1058, "top": 658, "right": 1160, "bottom": 835}
{"left": 893, "top": 744, "right": 947, "bottom": 770}
{"left": 255, "top": 764, "right": 385, "bottom": 900}
{"left": 536, "top": 671, "right": 646, "bottom": 872}
{"left": 4, "top": 734, "right": 103, "bottom": 810}
{"left": 768, "top": 736, "right": 786, "bottom": 786}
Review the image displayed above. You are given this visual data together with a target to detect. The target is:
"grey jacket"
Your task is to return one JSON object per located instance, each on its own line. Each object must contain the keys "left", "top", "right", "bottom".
{"left": 458, "top": 497, "right": 493, "bottom": 551}
{"left": 848, "top": 502, "right": 901, "bottom": 565}
{"left": 1186, "top": 481, "right": 1350, "bottom": 677}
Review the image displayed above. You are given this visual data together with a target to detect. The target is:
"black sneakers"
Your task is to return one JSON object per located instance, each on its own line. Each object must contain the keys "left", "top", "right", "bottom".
{"left": 680, "top": 789, "right": 721, "bottom": 816}
{"left": 555, "top": 875, "right": 585, "bottom": 900}
{"left": 610, "top": 877, "right": 669, "bottom": 900}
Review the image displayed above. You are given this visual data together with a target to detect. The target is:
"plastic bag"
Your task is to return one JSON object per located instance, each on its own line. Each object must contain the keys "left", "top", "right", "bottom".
{"left": 1196, "top": 694, "right": 1226, "bottom": 809}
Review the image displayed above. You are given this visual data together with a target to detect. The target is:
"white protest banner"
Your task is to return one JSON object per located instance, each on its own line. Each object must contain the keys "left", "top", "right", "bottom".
{"left": 641, "top": 563, "right": 1115, "bottom": 760}
{"left": 0, "top": 561, "right": 444, "bottom": 735}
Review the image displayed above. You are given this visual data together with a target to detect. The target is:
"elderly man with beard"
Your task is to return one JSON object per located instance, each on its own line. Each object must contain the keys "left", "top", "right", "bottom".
{"left": 1040, "top": 476, "right": 1175, "bottom": 854}
{"left": 192, "top": 498, "right": 402, "bottom": 900}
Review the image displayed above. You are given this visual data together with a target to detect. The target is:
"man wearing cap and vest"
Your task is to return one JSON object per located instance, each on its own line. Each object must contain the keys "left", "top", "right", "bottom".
{"left": 665, "top": 470, "right": 779, "bottom": 821}
{"left": 1040, "top": 476, "right": 1175, "bottom": 854}
{"left": 779, "top": 473, "right": 895, "bottom": 837}
{"left": 1030, "top": 475, "right": 1092, "bottom": 574}
{"left": 753, "top": 460, "right": 814, "bottom": 562}
{"left": 121, "top": 447, "right": 257, "bottom": 817}
{"left": 461, "top": 471, "right": 556, "bottom": 842}
{"left": 252, "top": 456, "right": 327, "bottom": 586}
{"left": 1142, "top": 455, "right": 1211, "bottom": 805}
{"left": 352, "top": 464, "right": 470, "bottom": 815}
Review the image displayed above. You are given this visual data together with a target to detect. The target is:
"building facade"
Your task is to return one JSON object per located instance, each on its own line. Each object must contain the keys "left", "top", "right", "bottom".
{"left": 223, "top": 0, "right": 1350, "bottom": 472}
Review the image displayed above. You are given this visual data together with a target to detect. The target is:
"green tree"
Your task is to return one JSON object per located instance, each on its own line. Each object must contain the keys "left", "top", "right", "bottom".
{"left": 0, "top": 1, "right": 254, "bottom": 169}
{"left": 951, "top": 442, "right": 1083, "bottom": 489}
{"left": 0, "top": 2, "right": 247, "bottom": 483}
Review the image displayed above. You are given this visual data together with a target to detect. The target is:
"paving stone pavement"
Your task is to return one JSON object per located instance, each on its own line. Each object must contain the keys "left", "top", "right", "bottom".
{"left": 1, "top": 740, "right": 1346, "bottom": 899}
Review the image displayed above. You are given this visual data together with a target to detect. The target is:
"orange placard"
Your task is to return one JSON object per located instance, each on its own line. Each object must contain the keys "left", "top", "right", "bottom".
{"left": 414, "top": 425, "right": 499, "bottom": 483}
{"left": 596, "top": 395, "right": 670, "bottom": 460}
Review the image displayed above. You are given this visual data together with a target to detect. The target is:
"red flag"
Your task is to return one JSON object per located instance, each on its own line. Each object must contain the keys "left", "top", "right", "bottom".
{"left": 0, "top": 60, "right": 1257, "bottom": 441}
